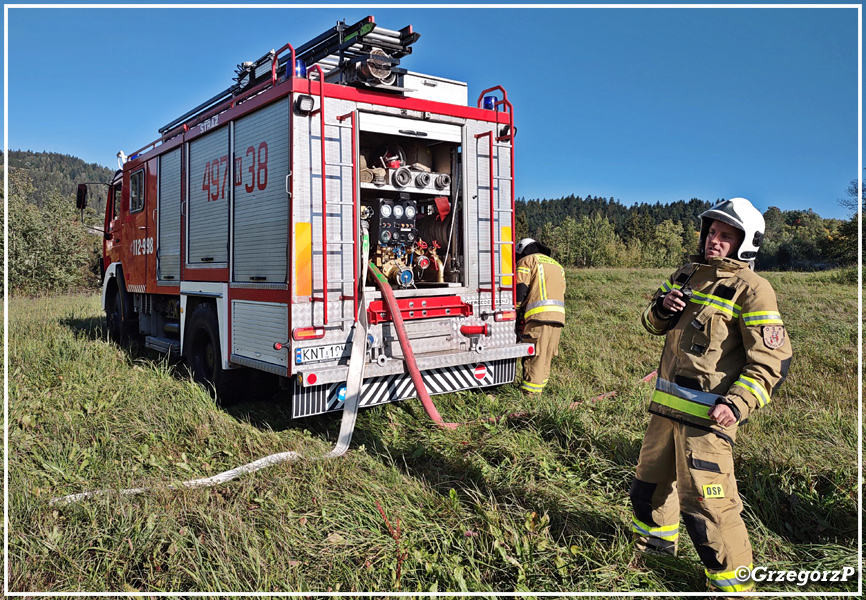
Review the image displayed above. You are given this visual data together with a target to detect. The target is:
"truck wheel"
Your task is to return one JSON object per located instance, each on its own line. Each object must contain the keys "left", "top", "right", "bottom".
{"left": 106, "top": 286, "right": 127, "bottom": 343}
{"left": 184, "top": 303, "right": 241, "bottom": 404}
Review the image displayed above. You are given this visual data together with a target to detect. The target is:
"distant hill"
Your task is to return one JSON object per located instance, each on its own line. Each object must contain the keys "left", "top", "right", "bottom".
{"left": 6, "top": 150, "right": 115, "bottom": 214}
{"left": 516, "top": 194, "right": 714, "bottom": 240}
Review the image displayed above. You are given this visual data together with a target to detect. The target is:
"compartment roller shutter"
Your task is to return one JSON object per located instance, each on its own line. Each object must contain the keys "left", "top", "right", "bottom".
{"left": 158, "top": 148, "right": 182, "bottom": 280}
{"left": 233, "top": 98, "right": 290, "bottom": 282}
{"left": 188, "top": 127, "right": 229, "bottom": 265}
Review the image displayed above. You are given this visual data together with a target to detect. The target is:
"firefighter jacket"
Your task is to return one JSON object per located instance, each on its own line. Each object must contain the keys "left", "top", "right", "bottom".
{"left": 641, "top": 256, "right": 792, "bottom": 441}
{"left": 516, "top": 253, "right": 566, "bottom": 325}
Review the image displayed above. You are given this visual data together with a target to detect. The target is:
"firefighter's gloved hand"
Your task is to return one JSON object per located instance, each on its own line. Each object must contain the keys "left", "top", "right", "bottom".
{"left": 707, "top": 401, "right": 737, "bottom": 428}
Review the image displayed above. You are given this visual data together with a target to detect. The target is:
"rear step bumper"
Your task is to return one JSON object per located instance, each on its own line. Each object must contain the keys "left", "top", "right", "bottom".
{"left": 291, "top": 357, "right": 521, "bottom": 419}
{"left": 295, "top": 342, "right": 534, "bottom": 387}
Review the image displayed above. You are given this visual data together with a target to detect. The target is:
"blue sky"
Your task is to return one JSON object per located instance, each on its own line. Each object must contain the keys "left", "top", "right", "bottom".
{"left": 4, "top": 4, "right": 861, "bottom": 220}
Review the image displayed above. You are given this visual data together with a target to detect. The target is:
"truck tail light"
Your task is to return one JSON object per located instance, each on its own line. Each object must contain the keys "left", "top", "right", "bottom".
{"left": 495, "top": 310, "right": 517, "bottom": 322}
{"left": 293, "top": 327, "right": 325, "bottom": 341}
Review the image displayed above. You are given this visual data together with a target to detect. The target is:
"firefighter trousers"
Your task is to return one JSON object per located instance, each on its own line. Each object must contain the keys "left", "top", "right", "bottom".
{"left": 520, "top": 321, "right": 562, "bottom": 394}
{"left": 629, "top": 414, "right": 754, "bottom": 592}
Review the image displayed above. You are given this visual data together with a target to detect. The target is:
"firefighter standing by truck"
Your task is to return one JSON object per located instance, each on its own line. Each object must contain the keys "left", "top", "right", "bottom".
{"left": 629, "top": 198, "right": 792, "bottom": 592}
{"left": 515, "top": 238, "right": 566, "bottom": 394}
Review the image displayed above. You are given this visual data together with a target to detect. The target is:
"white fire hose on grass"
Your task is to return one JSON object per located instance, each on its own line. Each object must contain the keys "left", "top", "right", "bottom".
{"left": 51, "top": 228, "right": 372, "bottom": 506}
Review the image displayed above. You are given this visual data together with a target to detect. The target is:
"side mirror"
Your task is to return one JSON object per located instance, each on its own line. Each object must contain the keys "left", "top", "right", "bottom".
{"left": 76, "top": 184, "right": 88, "bottom": 210}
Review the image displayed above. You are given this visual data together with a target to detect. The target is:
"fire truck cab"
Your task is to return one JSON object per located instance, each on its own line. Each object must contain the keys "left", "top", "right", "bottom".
{"left": 85, "top": 16, "right": 533, "bottom": 417}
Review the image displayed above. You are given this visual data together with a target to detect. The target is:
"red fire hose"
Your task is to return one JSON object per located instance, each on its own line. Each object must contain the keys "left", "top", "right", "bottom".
{"left": 368, "top": 263, "right": 458, "bottom": 429}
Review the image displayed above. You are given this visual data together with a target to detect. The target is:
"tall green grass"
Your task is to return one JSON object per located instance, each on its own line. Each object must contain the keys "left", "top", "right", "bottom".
{"left": 7, "top": 268, "right": 859, "bottom": 592}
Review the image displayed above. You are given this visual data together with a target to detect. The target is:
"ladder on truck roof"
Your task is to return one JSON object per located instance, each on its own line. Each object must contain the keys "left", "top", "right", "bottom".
{"left": 290, "top": 16, "right": 419, "bottom": 75}
{"left": 158, "top": 16, "right": 419, "bottom": 136}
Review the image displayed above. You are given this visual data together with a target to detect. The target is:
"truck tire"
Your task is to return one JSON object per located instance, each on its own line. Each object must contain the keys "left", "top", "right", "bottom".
{"left": 184, "top": 303, "right": 241, "bottom": 404}
{"left": 106, "top": 285, "right": 129, "bottom": 343}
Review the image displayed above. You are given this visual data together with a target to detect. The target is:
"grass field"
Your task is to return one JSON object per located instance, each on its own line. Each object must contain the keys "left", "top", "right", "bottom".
{"left": 7, "top": 268, "right": 860, "bottom": 593}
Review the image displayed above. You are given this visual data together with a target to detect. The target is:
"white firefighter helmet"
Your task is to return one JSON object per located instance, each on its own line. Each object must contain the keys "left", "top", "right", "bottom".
{"left": 516, "top": 238, "right": 536, "bottom": 256}
{"left": 698, "top": 197, "right": 765, "bottom": 261}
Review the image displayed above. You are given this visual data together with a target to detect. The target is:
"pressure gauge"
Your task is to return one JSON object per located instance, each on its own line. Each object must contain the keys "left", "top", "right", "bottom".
{"left": 393, "top": 204, "right": 405, "bottom": 218}
{"left": 380, "top": 230, "right": 392, "bottom": 243}
{"left": 405, "top": 205, "right": 417, "bottom": 219}
{"left": 380, "top": 204, "right": 393, "bottom": 218}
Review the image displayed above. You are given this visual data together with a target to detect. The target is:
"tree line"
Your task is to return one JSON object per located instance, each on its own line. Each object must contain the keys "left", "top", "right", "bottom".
{"left": 515, "top": 190, "right": 861, "bottom": 273}
{"left": 8, "top": 149, "right": 115, "bottom": 214}
{"left": 2, "top": 149, "right": 860, "bottom": 296}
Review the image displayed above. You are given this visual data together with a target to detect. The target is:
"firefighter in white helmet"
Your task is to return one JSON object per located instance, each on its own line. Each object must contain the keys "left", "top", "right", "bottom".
{"left": 515, "top": 238, "right": 566, "bottom": 394}
{"left": 630, "top": 198, "right": 792, "bottom": 592}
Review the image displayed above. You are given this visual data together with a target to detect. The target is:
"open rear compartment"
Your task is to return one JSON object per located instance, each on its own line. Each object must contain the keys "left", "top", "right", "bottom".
{"left": 357, "top": 123, "right": 463, "bottom": 293}
{"left": 289, "top": 96, "right": 526, "bottom": 419}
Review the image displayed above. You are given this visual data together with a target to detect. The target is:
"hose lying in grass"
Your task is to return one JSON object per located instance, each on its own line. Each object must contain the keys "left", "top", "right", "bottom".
{"left": 51, "top": 304, "right": 654, "bottom": 504}
{"left": 51, "top": 242, "right": 375, "bottom": 506}
{"left": 50, "top": 451, "right": 305, "bottom": 505}
{"left": 52, "top": 257, "right": 462, "bottom": 504}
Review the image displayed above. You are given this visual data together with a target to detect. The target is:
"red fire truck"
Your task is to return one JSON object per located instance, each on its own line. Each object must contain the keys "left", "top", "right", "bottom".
{"left": 77, "top": 16, "right": 533, "bottom": 418}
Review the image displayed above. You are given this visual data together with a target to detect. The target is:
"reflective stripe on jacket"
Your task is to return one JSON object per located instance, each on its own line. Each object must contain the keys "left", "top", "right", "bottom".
{"left": 517, "top": 253, "right": 566, "bottom": 325}
{"left": 641, "top": 256, "right": 792, "bottom": 431}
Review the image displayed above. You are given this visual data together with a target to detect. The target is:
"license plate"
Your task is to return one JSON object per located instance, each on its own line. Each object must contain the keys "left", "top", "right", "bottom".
{"left": 295, "top": 343, "right": 349, "bottom": 364}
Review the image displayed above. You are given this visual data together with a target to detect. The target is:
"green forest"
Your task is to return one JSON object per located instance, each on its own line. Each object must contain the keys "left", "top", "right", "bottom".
{"left": 3, "top": 149, "right": 860, "bottom": 296}
{"left": 515, "top": 191, "right": 860, "bottom": 273}
{"left": 4, "top": 150, "right": 114, "bottom": 295}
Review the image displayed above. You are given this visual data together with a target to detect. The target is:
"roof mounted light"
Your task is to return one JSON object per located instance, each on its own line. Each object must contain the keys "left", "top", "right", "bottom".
{"left": 294, "top": 59, "right": 307, "bottom": 78}
{"left": 295, "top": 94, "right": 314, "bottom": 114}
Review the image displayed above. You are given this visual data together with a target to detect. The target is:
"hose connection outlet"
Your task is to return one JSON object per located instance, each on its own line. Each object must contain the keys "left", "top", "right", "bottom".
{"left": 460, "top": 324, "right": 490, "bottom": 337}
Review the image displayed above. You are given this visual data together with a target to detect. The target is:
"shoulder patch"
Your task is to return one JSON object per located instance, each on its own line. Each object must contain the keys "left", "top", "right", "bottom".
{"left": 763, "top": 325, "right": 786, "bottom": 349}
